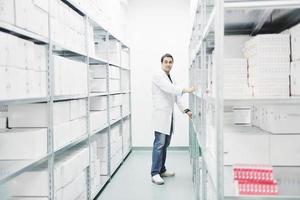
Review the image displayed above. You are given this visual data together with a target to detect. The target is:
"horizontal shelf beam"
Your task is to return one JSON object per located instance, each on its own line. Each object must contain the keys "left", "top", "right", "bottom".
{"left": 91, "top": 124, "right": 109, "bottom": 135}
{"left": 109, "top": 91, "right": 131, "bottom": 95}
{"left": 89, "top": 56, "right": 109, "bottom": 65}
{"left": 0, "top": 21, "right": 48, "bottom": 44}
{"left": 54, "top": 94, "right": 88, "bottom": 101}
{"left": 90, "top": 92, "right": 109, "bottom": 97}
{"left": 0, "top": 97, "right": 49, "bottom": 106}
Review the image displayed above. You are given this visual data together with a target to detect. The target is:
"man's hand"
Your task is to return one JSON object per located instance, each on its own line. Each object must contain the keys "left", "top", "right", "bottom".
{"left": 183, "top": 86, "right": 197, "bottom": 94}
{"left": 186, "top": 111, "right": 193, "bottom": 119}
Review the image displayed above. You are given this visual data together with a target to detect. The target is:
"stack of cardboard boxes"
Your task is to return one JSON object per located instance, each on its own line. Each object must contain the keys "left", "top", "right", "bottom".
{"left": 244, "top": 34, "right": 290, "bottom": 97}
{"left": 90, "top": 64, "right": 108, "bottom": 93}
{"left": 6, "top": 99, "right": 87, "bottom": 151}
{"left": 290, "top": 23, "right": 300, "bottom": 96}
{"left": 90, "top": 96, "right": 108, "bottom": 134}
{"left": 0, "top": 32, "right": 47, "bottom": 100}
{"left": 122, "top": 118, "right": 131, "bottom": 156}
{"left": 8, "top": 146, "right": 89, "bottom": 199}
{"left": 54, "top": 55, "right": 88, "bottom": 96}
{"left": 110, "top": 125, "right": 123, "bottom": 173}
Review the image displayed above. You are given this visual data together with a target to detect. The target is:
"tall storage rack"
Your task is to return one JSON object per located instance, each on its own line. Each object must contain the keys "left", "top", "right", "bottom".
{"left": 189, "top": 0, "right": 300, "bottom": 199}
{"left": 0, "top": 0, "right": 132, "bottom": 199}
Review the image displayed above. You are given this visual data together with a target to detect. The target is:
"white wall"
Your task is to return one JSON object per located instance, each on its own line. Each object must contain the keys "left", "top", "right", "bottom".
{"left": 128, "top": 0, "right": 191, "bottom": 147}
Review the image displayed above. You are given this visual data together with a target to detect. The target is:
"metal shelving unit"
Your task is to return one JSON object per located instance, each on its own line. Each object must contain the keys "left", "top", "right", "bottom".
{"left": 0, "top": 0, "right": 132, "bottom": 199}
{"left": 189, "top": 0, "right": 300, "bottom": 199}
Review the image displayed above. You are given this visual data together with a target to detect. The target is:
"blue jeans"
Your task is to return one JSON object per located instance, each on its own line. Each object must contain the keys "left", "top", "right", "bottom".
{"left": 151, "top": 131, "right": 172, "bottom": 176}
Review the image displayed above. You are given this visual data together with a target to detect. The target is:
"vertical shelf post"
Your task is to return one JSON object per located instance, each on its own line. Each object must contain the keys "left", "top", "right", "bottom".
{"left": 47, "top": 0, "right": 54, "bottom": 199}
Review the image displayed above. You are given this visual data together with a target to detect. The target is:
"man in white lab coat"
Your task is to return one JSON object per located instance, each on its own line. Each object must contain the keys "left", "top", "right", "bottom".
{"left": 151, "top": 53, "right": 196, "bottom": 185}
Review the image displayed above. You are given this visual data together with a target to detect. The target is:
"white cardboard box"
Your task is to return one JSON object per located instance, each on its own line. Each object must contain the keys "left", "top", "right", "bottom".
{"left": 0, "top": 38, "right": 9, "bottom": 68}
{"left": 270, "top": 135, "right": 300, "bottom": 166}
{"left": 34, "top": 44, "right": 47, "bottom": 71}
{"left": 7, "top": 67, "right": 27, "bottom": 99}
{"left": 260, "top": 105, "right": 300, "bottom": 134}
{"left": 8, "top": 103, "right": 48, "bottom": 127}
{"left": 90, "top": 141, "right": 98, "bottom": 162}
{"left": 30, "top": 4, "right": 49, "bottom": 38}
{"left": 109, "top": 66, "right": 120, "bottom": 79}
{"left": 54, "top": 101, "right": 71, "bottom": 124}
{"left": 56, "top": 147, "right": 89, "bottom": 187}
{"left": 8, "top": 167, "right": 53, "bottom": 197}
{"left": 98, "top": 147, "right": 108, "bottom": 162}
{"left": 8, "top": 146, "right": 88, "bottom": 197}
{"left": 8, "top": 160, "right": 66, "bottom": 196}
{"left": 8, "top": 102, "right": 70, "bottom": 128}
{"left": 110, "top": 94, "right": 122, "bottom": 107}
{"left": 90, "top": 96, "right": 107, "bottom": 111}
{"left": 91, "top": 79, "right": 107, "bottom": 92}
{"left": 90, "top": 65, "right": 107, "bottom": 79}
{"left": 69, "top": 118, "right": 87, "bottom": 140}
{"left": 100, "top": 161, "right": 108, "bottom": 175}
{"left": 27, "top": 70, "right": 40, "bottom": 97}
{"left": 108, "top": 52, "right": 121, "bottom": 66}
{"left": 70, "top": 99, "right": 87, "bottom": 121}
{"left": 122, "top": 93, "right": 130, "bottom": 113}
{"left": 15, "top": 0, "right": 49, "bottom": 38}
{"left": 54, "top": 55, "right": 88, "bottom": 96}
{"left": 0, "top": 0, "right": 15, "bottom": 24}
{"left": 56, "top": 171, "right": 87, "bottom": 200}
{"left": 95, "top": 40, "right": 121, "bottom": 53}
{"left": 0, "top": 117, "right": 7, "bottom": 129}
{"left": 290, "top": 23, "right": 300, "bottom": 61}
{"left": 7, "top": 35, "right": 28, "bottom": 69}
{"left": 0, "top": 128, "right": 47, "bottom": 159}
{"left": 54, "top": 121, "right": 71, "bottom": 150}
{"left": 95, "top": 133, "right": 108, "bottom": 148}
{"left": 121, "top": 70, "right": 129, "bottom": 91}
{"left": 121, "top": 49, "right": 130, "bottom": 69}
{"left": 91, "top": 160, "right": 101, "bottom": 195}
{"left": 109, "top": 79, "right": 120, "bottom": 92}
{"left": 291, "top": 61, "right": 300, "bottom": 96}
{"left": 110, "top": 106, "right": 121, "bottom": 120}
{"left": 0, "top": 67, "right": 8, "bottom": 100}
{"left": 233, "top": 107, "right": 251, "bottom": 125}
{"left": 244, "top": 34, "right": 290, "bottom": 58}
{"left": 90, "top": 111, "right": 108, "bottom": 132}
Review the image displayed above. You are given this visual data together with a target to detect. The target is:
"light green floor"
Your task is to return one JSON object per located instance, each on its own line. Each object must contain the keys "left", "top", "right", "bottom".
{"left": 97, "top": 150, "right": 195, "bottom": 200}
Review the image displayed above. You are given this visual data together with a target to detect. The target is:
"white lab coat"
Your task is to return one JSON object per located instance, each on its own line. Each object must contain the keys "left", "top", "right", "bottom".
{"left": 152, "top": 70, "right": 187, "bottom": 135}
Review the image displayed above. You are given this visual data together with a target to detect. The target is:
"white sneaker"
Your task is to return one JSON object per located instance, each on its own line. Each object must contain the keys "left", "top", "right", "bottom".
{"left": 161, "top": 171, "right": 175, "bottom": 177}
{"left": 151, "top": 174, "right": 164, "bottom": 185}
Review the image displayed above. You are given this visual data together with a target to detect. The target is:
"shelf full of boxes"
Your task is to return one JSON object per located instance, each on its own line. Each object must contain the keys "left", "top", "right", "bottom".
{"left": 189, "top": 0, "right": 300, "bottom": 199}
{"left": 0, "top": 0, "right": 132, "bottom": 199}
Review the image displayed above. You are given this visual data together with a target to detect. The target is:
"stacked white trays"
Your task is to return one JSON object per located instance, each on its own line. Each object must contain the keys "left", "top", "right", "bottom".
{"left": 223, "top": 58, "right": 252, "bottom": 98}
{"left": 290, "top": 23, "right": 300, "bottom": 96}
{"left": 244, "top": 34, "right": 290, "bottom": 97}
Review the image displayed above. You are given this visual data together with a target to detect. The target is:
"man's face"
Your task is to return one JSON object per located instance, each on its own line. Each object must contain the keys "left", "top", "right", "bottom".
{"left": 161, "top": 57, "right": 173, "bottom": 74}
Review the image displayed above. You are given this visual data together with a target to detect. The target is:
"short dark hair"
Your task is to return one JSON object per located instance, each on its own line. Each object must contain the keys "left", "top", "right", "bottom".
{"left": 161, "top": 53, "right": 173, "bottom": 63}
